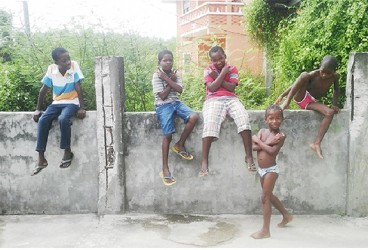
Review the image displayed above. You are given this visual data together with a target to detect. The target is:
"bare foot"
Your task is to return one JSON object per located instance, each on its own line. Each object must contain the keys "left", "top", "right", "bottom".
{"left": 38, "top": 158, "right": 48, "bottom": 167}
{"left": 278, "top": 214, "right": 293, "bottom": 227}
{"left": 309, "top": 143, "right": 324, "bottom": 159}
{"left": 250, "top": 230, "right": 270, "bottom": 239}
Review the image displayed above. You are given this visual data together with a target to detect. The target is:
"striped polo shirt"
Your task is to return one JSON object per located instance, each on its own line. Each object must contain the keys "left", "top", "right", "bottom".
{"left": 152, "top": 70, "right": 182, "bottom": 106}
{"left": 41, "top": 61, "right": 84, "bottom": 106}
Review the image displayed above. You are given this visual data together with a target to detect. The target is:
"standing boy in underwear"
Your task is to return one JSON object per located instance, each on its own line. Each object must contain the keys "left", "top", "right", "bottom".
{"left": 274, "top": 55, "right": 340, "bottom": 159}
{"left": 251, "top": 104, "right": 293, "bottom": 239}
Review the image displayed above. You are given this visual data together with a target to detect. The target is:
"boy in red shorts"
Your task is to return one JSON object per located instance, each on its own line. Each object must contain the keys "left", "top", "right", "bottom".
{"left": 275, "top": 55, "right": 340, "bottom": 159}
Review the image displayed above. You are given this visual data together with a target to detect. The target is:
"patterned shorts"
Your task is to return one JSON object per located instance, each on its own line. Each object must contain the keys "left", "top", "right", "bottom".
{"left": 202, "top": 96, "right": 251, "bottom": 138}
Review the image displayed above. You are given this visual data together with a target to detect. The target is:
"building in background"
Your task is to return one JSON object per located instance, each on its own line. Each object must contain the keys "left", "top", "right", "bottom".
{"left": 175, "top": 0, "right": 264, "bottom": 75}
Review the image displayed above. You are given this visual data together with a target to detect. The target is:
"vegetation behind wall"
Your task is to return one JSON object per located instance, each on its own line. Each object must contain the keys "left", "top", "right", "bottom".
{"left": 244, "top": 0, "right": 368, "bottom": 109}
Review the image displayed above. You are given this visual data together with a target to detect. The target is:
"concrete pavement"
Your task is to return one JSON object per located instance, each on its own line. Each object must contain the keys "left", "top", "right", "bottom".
{"left": 0, "top": 213, "right": 367, "bottom": 248}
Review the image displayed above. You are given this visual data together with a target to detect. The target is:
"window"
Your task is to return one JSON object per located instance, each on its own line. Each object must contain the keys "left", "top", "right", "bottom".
{"left": 183, "top": 0, "right": 190, "bottom": 14}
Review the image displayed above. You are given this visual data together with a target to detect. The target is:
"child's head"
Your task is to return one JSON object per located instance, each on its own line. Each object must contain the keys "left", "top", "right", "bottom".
{"left": 158, "top": 50, "right": 174, "bottom": 72}
{"left": 265, "top": 104, "right": 284, "bottom": 130}
{"left": 208, "top": 46, "right": 226, "bottom": 70}
{"left": 319, "top": 55, "right": 338, "bottom": 79}
{"left": 52, "top": 47, "right": 71, "bottom": 72}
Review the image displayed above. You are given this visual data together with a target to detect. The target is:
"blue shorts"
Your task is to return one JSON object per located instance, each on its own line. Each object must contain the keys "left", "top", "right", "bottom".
{"left": 155, "top": 101, "right": 194, "bottom": 135}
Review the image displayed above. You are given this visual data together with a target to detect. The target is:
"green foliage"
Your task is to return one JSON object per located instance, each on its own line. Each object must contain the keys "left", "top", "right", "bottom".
{"left": 180, "top": 64, "right": 205, "bottom": 111}
{"left": 271, "top": 0, "right": 368, "bottom": 108}
{"left": 243, "top": 0, "right": 292, "bottom": 55}
{"left": 244, "top": 0, "right": 368, "bottom": 109}
{"left": 236, "top": 72, "right": 267, "bottom": 109}
{"left": 0, "top": 63, "right": 41, "bottom": 111}
{"left": 0, "top": 11, "right": 176, "bottom": 111}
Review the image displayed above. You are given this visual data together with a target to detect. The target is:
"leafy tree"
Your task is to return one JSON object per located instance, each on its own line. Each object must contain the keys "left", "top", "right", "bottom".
{"left": 0, "top": 10, "right": 176, "bottom": 112}
{"left": 244, "top": 0, "right": 368, "bottom": 109}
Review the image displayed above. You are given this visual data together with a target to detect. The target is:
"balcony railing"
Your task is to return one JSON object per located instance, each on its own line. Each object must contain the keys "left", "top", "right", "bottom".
{"left": 179, "top": 2, "right": 244, "bottom": 26}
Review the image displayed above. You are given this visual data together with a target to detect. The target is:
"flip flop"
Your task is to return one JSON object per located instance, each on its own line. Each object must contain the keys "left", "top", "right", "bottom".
{"left": 31, "top": 161, "right": 48, "bottom": 176}
{"left": 171, "top": 146, "right": 194, "bottom": 160}
{"left": 247, "top": 162, "right": 257, "bottom": 172}
{"left": 60, "top": 152, "right": 74, "bottom": 168}
{"left": 198, "top": 169, "right": 209, "bottom": 177}
{"left": 159, "top": 171, "right": 176, "bottom": 186}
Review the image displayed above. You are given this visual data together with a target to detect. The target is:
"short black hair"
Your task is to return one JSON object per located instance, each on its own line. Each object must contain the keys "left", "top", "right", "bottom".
{"left": 158, "top": 50, "right": 173, "bottom": 64}
{"left": 265, "top": 104, "right": 284, "bottom": 119}
{"left": 52, "top": 47, "right": 68, "bottom": 62}
{"left": 321, "top": 55, "right": 338, "bottom": 71}
{"left": 209, "top": 46, "right": 226, "bottom": 58}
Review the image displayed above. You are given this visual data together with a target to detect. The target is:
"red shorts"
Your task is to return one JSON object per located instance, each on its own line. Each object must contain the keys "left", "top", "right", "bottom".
{"left": 295, "top": 91, "right": 316, "bottom": 109}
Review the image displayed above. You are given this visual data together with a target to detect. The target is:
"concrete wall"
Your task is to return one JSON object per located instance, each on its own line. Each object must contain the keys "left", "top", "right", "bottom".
{"left": 0, "top": 110, "right": 349, "bottom": 215}
{"left": 0, "top": 112, "right": 98, "bottom": 214}
{"left": 345, "top": 52, "right": 368, "bottom": 217}
{"left": 124, "top": 110, "right": 349, "bottom": 215}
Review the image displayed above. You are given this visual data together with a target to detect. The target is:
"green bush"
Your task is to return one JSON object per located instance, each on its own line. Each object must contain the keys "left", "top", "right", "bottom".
{"left": 244, "top": 0, "right": 368, "bottom": 109}
{"left": 0, "top": 17, "right": 176, "bottom": 111}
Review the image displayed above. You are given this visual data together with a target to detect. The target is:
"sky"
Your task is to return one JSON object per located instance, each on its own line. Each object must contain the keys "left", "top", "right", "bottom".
{"left": 0, "top": 0, "right": 178, "bottom": 39}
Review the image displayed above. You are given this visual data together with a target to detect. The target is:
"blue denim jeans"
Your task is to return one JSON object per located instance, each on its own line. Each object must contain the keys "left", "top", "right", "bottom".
{"left": 155, "top": 101, "right": 194, "bottom": 135}
{"left": 36, "top": 104, "right": 79, "bottom": 152}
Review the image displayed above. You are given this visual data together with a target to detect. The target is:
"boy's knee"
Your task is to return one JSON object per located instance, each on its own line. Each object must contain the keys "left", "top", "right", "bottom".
{"left": 190, "top": 113, "right": 199, "bottom": 123}
{"left": 164, "top": 134, "right": 173, "bottom": 141}
{"left": 325, "top": 108, "right": 335, "bottom": 118}
{"left": 58, "top": 116, "right": 71, "bottom": 126}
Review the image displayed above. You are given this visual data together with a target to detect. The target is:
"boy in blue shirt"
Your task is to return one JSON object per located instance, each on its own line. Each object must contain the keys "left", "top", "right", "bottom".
{"left": 31, "top": 47, "right": 86, "bottom": 175}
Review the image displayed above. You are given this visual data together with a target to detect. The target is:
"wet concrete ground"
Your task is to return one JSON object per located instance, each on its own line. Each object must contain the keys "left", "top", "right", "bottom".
{"left": 0, "top": 213, "right": 367, "bottom": 248}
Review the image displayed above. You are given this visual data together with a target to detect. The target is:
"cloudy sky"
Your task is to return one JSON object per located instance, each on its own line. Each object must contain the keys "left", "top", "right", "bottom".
{"left": 0, "top": 0, "right": 178, "bottom": 39}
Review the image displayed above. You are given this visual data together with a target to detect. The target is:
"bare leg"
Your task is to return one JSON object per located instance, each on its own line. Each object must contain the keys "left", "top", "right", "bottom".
{"left": 269, "top": 195, "right": 293, "bottom": 227}
{"left": 251, "top": 173, "right": 278, "bottom": 239}
{"left": 240, "top": 130, "right": 254, "bottom": 167}
{"left": 38, "top": 151, "right": 48, "bottom": 166}
{"left": 173, "top": 114, "right": 198, "bottom": 151}
{"left": 162, "top": 134, "right": 173, "bottom": 180}
{"left": 200, "top": 137, "right": 214, "bottom": 174}
{"left": 307, "top": 103, "right": 335, "bottom": 159}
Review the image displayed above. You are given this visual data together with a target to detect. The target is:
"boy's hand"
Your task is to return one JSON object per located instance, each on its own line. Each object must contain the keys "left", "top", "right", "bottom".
{"left": 209, "top": 70, "right": 218, "bottom": 80}
{"left": 280, "top": 102, "right": 289, "bottom": 110}
{"left": 76, "top": 108, "right": 86, "bottom": 119}
{"left": 157, "top": 69, "right": 168, "bottom": 81}
{"left": 170, "top": 70, "right": 177, "bottom": 82}
{"left": 33, "top": 110, "right": 43, "bottom": 123}
{"left": 221, "top": 65, "right": 231, "bottom": 74}
{"left": 269, "top": 133, "right": 285, "bottom": 145}
{"left": 331, "top": 105, "right": 340, "bottom": 114}
{"left": 252, "top": 134, "right": 259, "bottom": 143}
{"left": 274, "top": 95, "right": 283, "bottom": 105}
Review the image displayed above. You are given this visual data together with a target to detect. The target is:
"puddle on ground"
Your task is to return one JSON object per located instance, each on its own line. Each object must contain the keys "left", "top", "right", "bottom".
{"left": 124, "top": 214, "right": 238, "bottom": 247}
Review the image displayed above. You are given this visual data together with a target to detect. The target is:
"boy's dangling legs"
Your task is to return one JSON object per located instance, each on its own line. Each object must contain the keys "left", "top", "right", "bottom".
{"left": 162, "top": 134, "right": 175, "bottom": 182}
{"left": 172, "top": 113, "right": 198, "bottom": 157}
{"left": 200, "top": 136, "right": 214, "bottom": 176}
{"left": 228, "top": 98, "right": 255, "bottom": 170}
{"left": 240, "top": 129, "right": 255, "bottom": 171}
{"left": 33, "top": 104, "right": 61, "bottom": 174}
{"left": 58, "top": 104, "right": 79, "bottom": 162}
{"left": 306, "top": 102, "right": 335, "bottom": 159}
